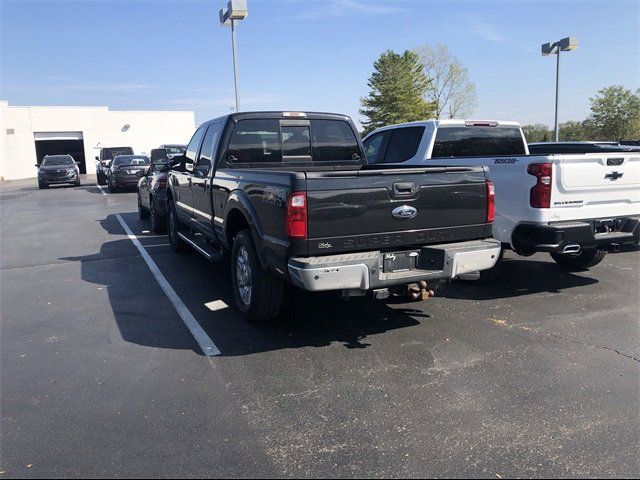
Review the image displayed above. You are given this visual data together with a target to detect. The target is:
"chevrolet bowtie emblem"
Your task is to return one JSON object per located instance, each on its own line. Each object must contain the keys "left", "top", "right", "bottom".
{"left": 605, "top": 171, "right": 624, "bottom": 181}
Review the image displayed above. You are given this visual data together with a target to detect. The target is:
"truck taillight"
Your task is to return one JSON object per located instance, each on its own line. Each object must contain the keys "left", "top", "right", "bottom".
{"left": 286, "top": 192, "right": 307, "bottom": 239}
{"left": 486, "top": 181, "right": 495, "bottom": 222}
{"left": 528, "top": 163, "right": 552, "bottom": 208}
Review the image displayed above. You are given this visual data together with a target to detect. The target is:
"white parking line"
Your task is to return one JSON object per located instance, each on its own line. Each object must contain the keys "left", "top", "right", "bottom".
{"left": 115, "top": 214, "right": 221, "bottom": 357}
{"left": 97, "top": 185, "right": 107, "bottom": 196}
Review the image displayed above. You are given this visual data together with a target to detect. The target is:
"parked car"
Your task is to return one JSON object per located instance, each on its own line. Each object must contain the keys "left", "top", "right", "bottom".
{"left": 528, "top": 141, "right": 640, "bottom": 154}
{"left": 36, "top": 154, "right": 81, "bottom": 189}
{"left": 363, "top": 120, "right": 640, "bottom": 275}
{"left": 95, "top": 147, "right": 134, "bottom": 185}
{"left": 106, "top": 155, "right": 149, "bottom": 192}
{"left": 137, "top": 149, "right": 171, "bottom": 233}
{"left": 159, "top": 144, "right": 187, "bottom": 160}
{"left": 166, "top": 111, "right": 501, "bottom": 322}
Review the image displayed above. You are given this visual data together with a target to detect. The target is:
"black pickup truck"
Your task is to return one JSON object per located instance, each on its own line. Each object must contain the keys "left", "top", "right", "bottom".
{"left": 166, "top": 112, "right": 501, "bottom": 321}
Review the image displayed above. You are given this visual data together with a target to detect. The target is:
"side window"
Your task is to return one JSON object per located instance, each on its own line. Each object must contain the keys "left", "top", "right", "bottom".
{"left": 196, "top": 123, "right": 221, "bottom": 175}
{"left": 383, "top": 127, "right": 424, "bottom": 164}
{"left": 228, "top": 119, "right": 282, "bottom": 163}
{"left": 185, "top": 126, "right": 207, "bottom": 164}
{"left": 310, "top": 120, "right": 362, "bottom": 162}
{"left": 363, "top": 132, "right": 388, "bottom": 164}
{"left": 282, "top": 126, "right": 311, "bottom": 157}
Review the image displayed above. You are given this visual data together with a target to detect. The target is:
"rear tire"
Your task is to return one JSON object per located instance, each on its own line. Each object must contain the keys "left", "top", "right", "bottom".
{"left": 550, "top": 248, "right": 607, "bottom": 270}
{"left": 150, "top": 197, "right": 166, "bottom": 233}
{"left": 108, "top": 177, "right": 117, "bottom": 193}
{"left": 97, "top": 172, "right": 106, "bottom": 186}
{"left": 231, "top": 230, "right": 283, "bottom": 323}
{"left": 38, "top": 181, "right": 48, "bottom": 190}
{"left": 138, "top": 193, "right": 150, "bottom": 219}
{"left": 167, "top": 199, "right": 190, "bottom": 253}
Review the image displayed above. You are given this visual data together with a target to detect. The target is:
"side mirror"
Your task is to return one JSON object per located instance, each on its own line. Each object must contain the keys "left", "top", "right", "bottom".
{"left": 135, "top": 170, "right": 145, "bottom": 178}
{"left": 35, "top": 164, "right": 39, "bottom": 167}
{"left": 185, "top": 162, "right": 194, "bottom": 173}
{"left": 95, "top": 156, "right": 99, "bottom": 161}
{"left": 75, "top": 162, "right": 80, "bottom": 166}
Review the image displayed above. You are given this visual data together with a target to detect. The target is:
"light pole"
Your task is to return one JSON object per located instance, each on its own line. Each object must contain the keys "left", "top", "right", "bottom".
{"left": 219, "top": 0, "right": 248, "bottom": 112}
{"left": 542, "top": 37, "right": 578, "bottom": 141}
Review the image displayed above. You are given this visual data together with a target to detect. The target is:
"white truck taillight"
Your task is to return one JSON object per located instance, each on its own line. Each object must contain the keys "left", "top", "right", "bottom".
{"left": 285, "top": 192, "right": 307, "bottom": 239}
{"left": 527, "top": 162, "right": 552, "bottom": 208}
{"left": 486, "top": 181, "right": 495, "bottom": 222}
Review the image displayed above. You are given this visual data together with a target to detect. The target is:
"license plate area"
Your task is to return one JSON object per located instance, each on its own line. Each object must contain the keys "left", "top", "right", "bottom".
{"left": 383, "top": 251, "right": 419, "bottom": 273}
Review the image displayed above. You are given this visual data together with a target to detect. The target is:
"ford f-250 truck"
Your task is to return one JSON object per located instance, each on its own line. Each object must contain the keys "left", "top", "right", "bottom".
{"left": 363, "top": 120, "right": 640, "bottom": 276}
{"left": 166, "top": 112, "right": 500, "bottom": 321}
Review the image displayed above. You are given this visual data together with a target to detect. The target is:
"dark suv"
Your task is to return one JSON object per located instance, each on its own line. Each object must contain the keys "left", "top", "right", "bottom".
{"left": 36, "top": 155, "right": 81, "bottom": 189}
{"left": 137, "top": 149, "right": 171, "bottom": 232}
{"left": 106, "top": 155, "right": 149, "bottom": 192}
{"left": 95, "top": 147, "right": 134, "bottom": 185}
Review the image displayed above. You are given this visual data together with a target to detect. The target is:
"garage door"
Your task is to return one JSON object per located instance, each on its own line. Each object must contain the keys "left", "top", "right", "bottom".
{"left": 34, "top": 131, "right": 84, "bottom": 141}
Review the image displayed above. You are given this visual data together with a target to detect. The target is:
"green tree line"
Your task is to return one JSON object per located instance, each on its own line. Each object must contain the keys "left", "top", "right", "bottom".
{"left": 360, "top": 47, "right": 640, "bottom": 142}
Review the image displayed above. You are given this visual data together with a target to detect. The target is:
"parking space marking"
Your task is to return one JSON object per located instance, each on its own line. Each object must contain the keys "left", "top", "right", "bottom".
{"left": 115, "top": 214, "right": 221, "bottom": 357}
{"left": 144, "top": 243, "right": 170, "bottom": 248}
{"left": 97, "top": 185, "right": 107, "bottom": 196}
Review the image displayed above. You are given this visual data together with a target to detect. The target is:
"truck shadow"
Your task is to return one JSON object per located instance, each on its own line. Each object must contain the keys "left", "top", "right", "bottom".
{"left": 61, "top": 213, "right": 424, "bottom": 357}
{"left": 441, "top": 256, "right": 599, "bottom": 301}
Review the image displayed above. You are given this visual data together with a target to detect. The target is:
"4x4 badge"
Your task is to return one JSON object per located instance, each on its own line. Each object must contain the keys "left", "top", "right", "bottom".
{"left": 605, "top": 171, "right": 624, "bottom": 181}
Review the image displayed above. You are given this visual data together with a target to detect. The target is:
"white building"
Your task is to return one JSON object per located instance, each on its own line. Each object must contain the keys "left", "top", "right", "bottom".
{"left": 0, "top": 101, "right": 196, "bottom": 180}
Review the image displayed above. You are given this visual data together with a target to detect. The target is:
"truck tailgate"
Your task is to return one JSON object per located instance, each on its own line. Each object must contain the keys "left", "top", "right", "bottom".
{"left": 552, "top": 153, "right": 640, "bottom": 221}
{"left": 304, "top": 167, "right": 491, "bottom": 255}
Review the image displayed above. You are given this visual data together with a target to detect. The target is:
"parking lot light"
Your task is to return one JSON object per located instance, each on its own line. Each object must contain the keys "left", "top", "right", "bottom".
{"left": 542, "top": 36, "right": 579, "bottom": 141}
{"left": 219, "top": 0, "right": 248, "bottom": 112}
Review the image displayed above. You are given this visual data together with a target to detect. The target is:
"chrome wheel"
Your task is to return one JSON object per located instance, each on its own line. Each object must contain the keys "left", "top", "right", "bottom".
{"left": 235, "top": 246, "right": 252, "bottom": 306}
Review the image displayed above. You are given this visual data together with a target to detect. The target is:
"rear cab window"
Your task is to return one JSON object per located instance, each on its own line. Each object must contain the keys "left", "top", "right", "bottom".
{"left": 226, "top": 118, "right": 362, "bottom": 166}
{"left": 431, "top": 126, "right": 526, "bottom": 158}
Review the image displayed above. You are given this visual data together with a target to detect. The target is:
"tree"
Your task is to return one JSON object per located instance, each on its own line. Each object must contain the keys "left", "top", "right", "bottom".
{"left": 360, "top": 50, "right": 435, "bottom": 135}
{"left": 522, "top": 124, "right": 551, "bottom": 143}
{"left": 413, "top": 44, "right": 477, "bottom": 119}
{"left": 586, "top": 86, "right": 640, "bottom": 141}
{"left": 559, "top": 121, "right": 589, "bottom": 141}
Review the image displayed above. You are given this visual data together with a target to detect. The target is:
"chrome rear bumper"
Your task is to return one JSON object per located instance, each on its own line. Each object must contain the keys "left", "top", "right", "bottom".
{"left": 288, "top": 239, "right": 502, "bottom": 292}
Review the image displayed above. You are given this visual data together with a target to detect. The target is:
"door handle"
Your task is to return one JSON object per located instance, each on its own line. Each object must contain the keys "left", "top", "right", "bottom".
{"left": 393, "top": 182, "right": 416, "bottom": 196}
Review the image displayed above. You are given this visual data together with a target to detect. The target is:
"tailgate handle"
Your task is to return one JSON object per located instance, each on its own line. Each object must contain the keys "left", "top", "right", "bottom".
{"left": 607, "top": 158, "right": 624, "bottom": 166}
{"left": 393, "top": 182, "right": 416, "bottom": 196}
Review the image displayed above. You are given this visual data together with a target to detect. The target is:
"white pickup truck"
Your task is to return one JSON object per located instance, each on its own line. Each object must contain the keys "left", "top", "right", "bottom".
{"left": 363, "top": 120, "right": 640, "bottom": 274}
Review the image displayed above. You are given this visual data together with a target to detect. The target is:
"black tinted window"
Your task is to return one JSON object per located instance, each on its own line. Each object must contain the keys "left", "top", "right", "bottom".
{"left": 42, "top": 155, "right": 74, "bottom": 166}
{"left": 363, "top": 132, "right": 388, "bottom": 164}
{"left": 228, "top": 120, "right": 282, "bottom": 163}
{"left": 431, "top": 127, "right": 526, "bottom": 158}
{"left": 282, "top": 126, "right": 311, "bottom": 156}
{"left": 384, "top": 127, "right": 424, "bottom": 163}
{"left": 196, "top": 123, "right": 221, "bottom": 174}
{"left": 185, "top": 127, "right": 207, "bottom": 163}
{"left": 310, "top": 120, "right": 361, "bottom": 162}
{"left": 102, "top": 147, "right": 133, "bottom": 160}
{"left": 113, "top": 156, "right": 149, "bottom": 166}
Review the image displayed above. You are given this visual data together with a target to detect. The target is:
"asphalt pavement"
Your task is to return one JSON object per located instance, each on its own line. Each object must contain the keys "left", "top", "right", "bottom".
{"left": 1, "top": 176, "right": 638, "bottom": 478}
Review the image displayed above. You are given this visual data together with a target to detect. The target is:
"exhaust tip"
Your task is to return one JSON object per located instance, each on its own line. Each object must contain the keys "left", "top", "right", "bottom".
{"left": 562, "top": 244, "right": 581, "bottom": 254}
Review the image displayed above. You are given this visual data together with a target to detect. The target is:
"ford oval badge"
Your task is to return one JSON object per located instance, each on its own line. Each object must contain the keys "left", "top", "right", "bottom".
{"left": 392, "top": 205, "right": 418, "bottom": 219}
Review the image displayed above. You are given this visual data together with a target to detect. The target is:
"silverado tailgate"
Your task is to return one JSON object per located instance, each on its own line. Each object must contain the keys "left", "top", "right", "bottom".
{"left": 304, "top": 166, "right": 491, "bottom": 255}
{"left": 552, "top": 153, "right": 640, "bottom": 221}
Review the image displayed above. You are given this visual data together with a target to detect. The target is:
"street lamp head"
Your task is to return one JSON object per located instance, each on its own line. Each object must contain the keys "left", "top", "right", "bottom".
{"left": 219, "top": 0, "right": 248, "bottom": 26}
{"left": 559, "top": 36, "right": 578, "bottom": 51}
{"left": 542, "top": 36, "right": 578, "bottom": 55}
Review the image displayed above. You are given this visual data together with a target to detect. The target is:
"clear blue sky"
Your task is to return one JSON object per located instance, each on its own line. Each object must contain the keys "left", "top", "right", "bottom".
{"left": 1, "top": 0, "right": 638, "bottom": 128}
